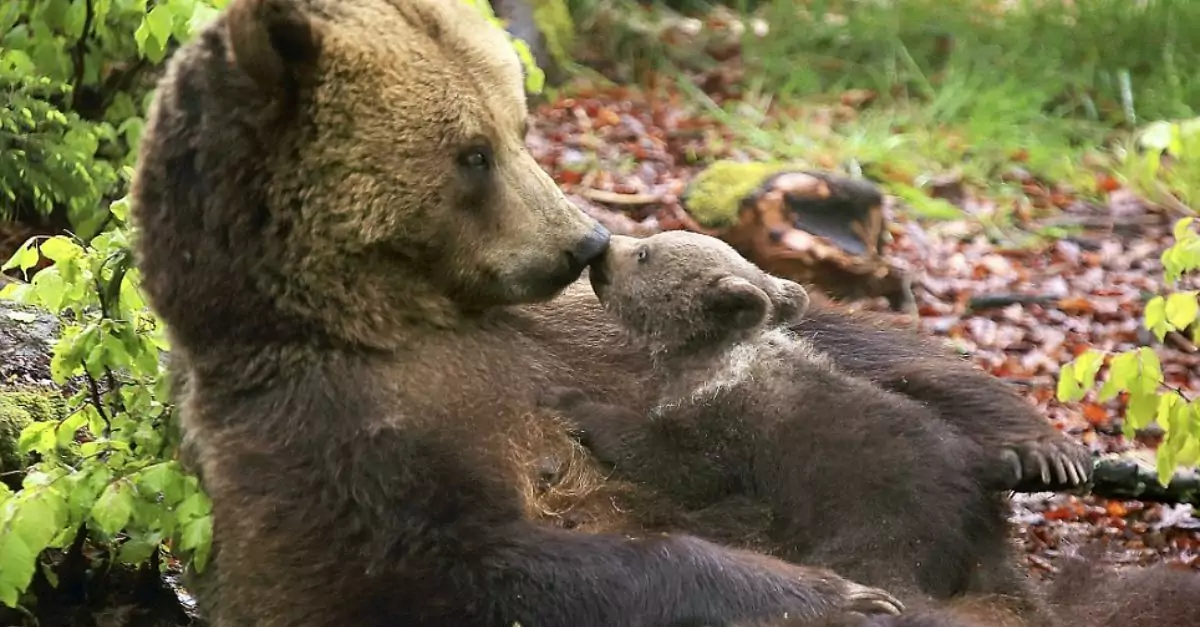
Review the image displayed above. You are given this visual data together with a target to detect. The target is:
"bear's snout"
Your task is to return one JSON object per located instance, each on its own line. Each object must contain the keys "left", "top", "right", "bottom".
{"left": 567, "top": 223, "right": 612, "bottom": 272}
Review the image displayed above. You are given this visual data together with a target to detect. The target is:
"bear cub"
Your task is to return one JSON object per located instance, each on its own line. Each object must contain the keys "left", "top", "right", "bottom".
{"left": 541, "top": 231, "right": 1006, "bottom": 601}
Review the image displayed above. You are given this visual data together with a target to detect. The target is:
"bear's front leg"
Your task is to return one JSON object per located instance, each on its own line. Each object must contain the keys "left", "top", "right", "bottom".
{"left": 537, "top": 385, "right": 647, "bottom": 467}
{"left": 792, "top": 308, "right": 1094, "bottom": 493}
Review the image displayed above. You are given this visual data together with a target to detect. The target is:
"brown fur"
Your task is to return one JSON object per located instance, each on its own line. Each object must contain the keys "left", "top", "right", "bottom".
{"left": 131, "top": 1, "right": 906, "bottom": 625}
{"left": 537, "top": 234, "right": 1194, "bottom": 627}
{"left": 1044, "top": 551, "right": 1200, "bottom": 627}
{"left": 784, "top": 298, "right": 1091, "bottom": 494}
{"left": 801, "top": 553, "right": 1200, "bottom": 627}
{"left": 539, "top": 232, "right": 1044, "bottom": 619}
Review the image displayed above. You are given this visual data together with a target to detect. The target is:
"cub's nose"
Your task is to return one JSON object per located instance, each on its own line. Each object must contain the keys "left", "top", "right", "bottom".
{"left": 567, "top": 223, "right": 612, "bottom": 270}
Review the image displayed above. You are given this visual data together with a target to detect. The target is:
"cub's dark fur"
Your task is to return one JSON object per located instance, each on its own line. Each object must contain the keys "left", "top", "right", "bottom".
{"left": 542, "top": 232, "right": 1044, "bottom": 622}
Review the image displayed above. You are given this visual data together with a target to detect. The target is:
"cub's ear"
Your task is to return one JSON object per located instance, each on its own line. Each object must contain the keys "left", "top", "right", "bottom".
{"left": 226, "top": 0, "right": 322, "bottom": 93}
{"left": 769, "top": 277, "right": 810, "bottom": 326}
{"left": 705, "top": 275, "right": 770, "bottom": 333}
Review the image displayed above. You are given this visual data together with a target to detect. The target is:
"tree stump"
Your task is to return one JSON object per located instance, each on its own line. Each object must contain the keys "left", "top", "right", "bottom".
{"left": 681, "top": 161, "right": 915, "bottom": 313}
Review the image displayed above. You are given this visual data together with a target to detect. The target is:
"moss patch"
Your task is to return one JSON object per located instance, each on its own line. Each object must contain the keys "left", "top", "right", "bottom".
{"left": 0, "top": 388, "right": 67, "bottom": 474}
{"left": 682, "top": 160, "right": 799, "bottom": 228}
{"left": 533, "top": 0, "right": 576, "bottom": 69}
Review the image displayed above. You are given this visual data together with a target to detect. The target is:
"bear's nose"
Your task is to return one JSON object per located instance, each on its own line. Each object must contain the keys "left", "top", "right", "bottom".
{"left": 568, "top": 223, "right": 612, "bottom": 270}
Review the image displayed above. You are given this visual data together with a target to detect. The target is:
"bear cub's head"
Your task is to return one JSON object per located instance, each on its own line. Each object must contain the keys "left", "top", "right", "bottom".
{"left": 589, "top": 231, "right": 809, "bottom": 355}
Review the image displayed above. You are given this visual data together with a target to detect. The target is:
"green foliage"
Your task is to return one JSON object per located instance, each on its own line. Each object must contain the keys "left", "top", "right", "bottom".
{"left": 1117, "top": 117, "right": 1200, "bottom": 212}
{"left": 0, "top": 70, "right": 117, "bottom": 233}
{"left": 1057, "top": 216, "right": 1200, "bottom": 487}
{"left": 1, "top": 0, "right": 228, "bottom": 236}
{"left": 0, "top": 202, "right": 214, "bottom": 610}
{"left": 463, "top": 0, "right": 547, "bottom": 94}
{"left": 532, "top": 0, "right": 577, "bottom": 70}
{"left": 743, "top": 0, "right": 1200, "bottom": 126}
{"left": 0, "top": 0, "right": 229, "bottom": 612}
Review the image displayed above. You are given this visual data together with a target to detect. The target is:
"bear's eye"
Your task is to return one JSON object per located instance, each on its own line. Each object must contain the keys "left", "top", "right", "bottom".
{"left": 457, "top": 147, "right": 492, "bottom": 171}
{"left": 636, "top": 246, "right": 650, "bottom": 264}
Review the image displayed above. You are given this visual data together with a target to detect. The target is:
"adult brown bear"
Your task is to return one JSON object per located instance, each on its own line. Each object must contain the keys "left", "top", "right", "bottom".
{"left": 130, "top": 0, "right": 905, "bottom": 625}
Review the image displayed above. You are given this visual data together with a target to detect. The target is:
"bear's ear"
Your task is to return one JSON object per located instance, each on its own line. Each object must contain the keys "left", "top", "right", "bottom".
{"left": 768, "top": 277, "right": 810, "bottom": 326}
{"left": 226, "top": 0, "right": 321, "bottom": 93}
{"left": 705, "top": 275, "right": 770, "bottom": 333}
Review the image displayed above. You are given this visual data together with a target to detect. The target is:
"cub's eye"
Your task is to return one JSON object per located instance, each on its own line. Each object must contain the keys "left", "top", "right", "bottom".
{"left": 636, "top": 246, "right": 650, "bottom": 264}
{"left": 457, "top": 147, "right": 492, "bottom": 171}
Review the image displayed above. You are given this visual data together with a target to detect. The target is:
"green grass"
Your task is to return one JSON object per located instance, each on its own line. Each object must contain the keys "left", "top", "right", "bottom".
{"left": 557, "top": 0, "right": 1200, "bottom": 230}
{"left": 742, "top": 0, "right": 1200, "bottom": 126}
{"left": 704, "top": 0, "right": 1200, "bottom": 227}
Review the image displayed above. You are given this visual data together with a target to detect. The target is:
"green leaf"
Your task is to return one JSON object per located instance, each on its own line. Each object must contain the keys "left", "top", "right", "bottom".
{"left": 1144, "top": 295, "right": 1170, "bottom": 341}
{"left": 56, "top": 410, "right": 87, "bottom": 449}
{"left": 1073, "top": 349, "right": 1104, "bottom": 390}
{"left": 0, "top": 525, "right": 37, "bottom": 599}
{"left": 51, "top": 326, "right": 94, "bottom": 384}
{"left": 17, "top": 422, "right": 56, "bottom": 457}
{"left": 134, "top": 18, "right": 151, "bottom": 55}
{"left": 31, "top": 267, "right": 66, "bottom": 312}
{"left": 13, "top": 489, "right": 67, "bottom": 551}
{"left": 0, "top": 582, "right": 18, "bottom": 608}
{"left": 1156, "top": 393, "right": 1180, "bottom": 430}
{"left": 39, "top": 236, "right": 81, "bottom": 264}
{"left": 1174, "top": 217, "right": 1195, "bottom": 241}
{"left": 176, "top": 491, "right": 211, "bottom": 523}
{"left": 1165, "top": 292, "right": 1199, "bottom": 330}
{"left": 180, "top": 514, "right": 213, "bottom": 572}
{"left": 90, "top": 481, "right": 135, "bottom": 536}
{"left": 1157, "top": 446, "right": 1177, "bottom": 487}
{"left": 1177, "top": 435, "right": 1200, "bottom": 470}
{"left": 145, "top": 4, "right": 176, "bottom": 47}
{"left": 118, "top": 533, "right": 163, "bottom": 565}
{"left": 1140, "top": 120, "right": 1176, "bottom": 154}
{"left": 188, "top": 3, "right": 220, "bottom": 35}
{"left": 65, "top": 465, "right": 110, "bottom": 522}
{"left": 109, "top": 196, "right": 131, "bottom": 223}
{"left": 1125, "top": 390, "right": 1158, "bottom": 433}
{"left": 1056, "top": 363, "right": 1080, "bottom": 402}
{"left": 1105, "top": 351, "right": 1137, "bottom": 390}
{"left": 1, "top": 242, "right": 40, "bottom": 274}
{"left": 137, "top": 463, "right": 185, "bottom": 506}
{"left": 1136, "top": 347, "right": 1164, "bottom": 393}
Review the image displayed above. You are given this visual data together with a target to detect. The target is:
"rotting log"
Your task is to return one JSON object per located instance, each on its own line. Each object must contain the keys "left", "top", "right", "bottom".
{"left": 1090, "top": 450, "right": 1200, "bottom": 507}
{"left": 681, "top": 161, "right": 916, "bottom": 313}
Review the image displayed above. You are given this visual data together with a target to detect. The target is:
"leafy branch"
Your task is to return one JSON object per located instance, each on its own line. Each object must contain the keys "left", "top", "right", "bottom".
{"left": 1058, "top": 215, "right": 1200, "bottom": 486}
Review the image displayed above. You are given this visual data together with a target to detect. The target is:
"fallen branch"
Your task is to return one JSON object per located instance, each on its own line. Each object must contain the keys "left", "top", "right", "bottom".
{"left": 579, "top": 188, "right": 664, "bottom": 206}
{"left": 1090, "top": 453, "right": 1200, "bottom": 506}
{"left": 968, "top": 293, "right": 1058, "bottom": 311}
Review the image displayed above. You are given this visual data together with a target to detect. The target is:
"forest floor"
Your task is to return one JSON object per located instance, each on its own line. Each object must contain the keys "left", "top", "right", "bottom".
{"left": 522, "top": 69, "right": 1200, "bottom": 577}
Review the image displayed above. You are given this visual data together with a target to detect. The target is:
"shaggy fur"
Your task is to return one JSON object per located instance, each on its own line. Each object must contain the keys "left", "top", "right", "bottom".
{"left": 131, "top": 1, "right": 905, "bottom": 625}
{"left": 541, "top": 232, "right": 1045, "bottom": 624}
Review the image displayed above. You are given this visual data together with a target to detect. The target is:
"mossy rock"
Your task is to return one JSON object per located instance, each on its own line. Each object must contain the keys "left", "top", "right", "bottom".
{"left": 0, "top": 388, "right": 67, "bottom": 476}
{"left": 493, "top": 0, "right": 576, "bottom": 84}
{"left": 681, "top": 160, "right": 801, "bottom": 229}
{"left": 533, "top": 0, "right": 576, "bottom": 70}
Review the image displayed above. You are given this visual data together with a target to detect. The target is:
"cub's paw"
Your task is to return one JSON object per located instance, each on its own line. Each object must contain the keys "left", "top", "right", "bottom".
{"left": 997, "top": 436, "right": 1093, "bottom": 493}
{"left": 841, "top": 582, "right": 904, "bottom": 617}
{"left": 536, "top": 386, "right": 590, "bottom": 412}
